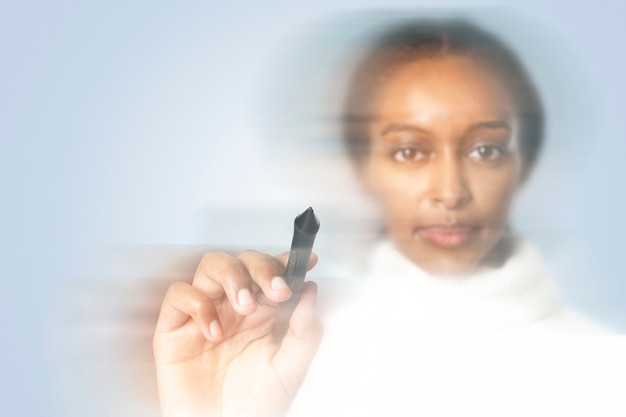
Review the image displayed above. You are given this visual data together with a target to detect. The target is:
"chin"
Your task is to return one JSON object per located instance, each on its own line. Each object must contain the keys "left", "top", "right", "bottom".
{"left": 401, "top": 242, "right": 491, "bottom": 278}
{"left": 397, "top": 230, "right": 507, "bottom": 278}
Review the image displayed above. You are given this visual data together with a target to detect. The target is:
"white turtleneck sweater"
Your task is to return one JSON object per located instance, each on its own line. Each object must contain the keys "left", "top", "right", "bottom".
{"left": 289, "top": 240, "right": 625, "bottom": 417}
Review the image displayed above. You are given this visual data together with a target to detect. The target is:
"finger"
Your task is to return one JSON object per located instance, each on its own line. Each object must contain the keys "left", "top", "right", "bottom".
{"left": 272, "top": 281, "right": 323, "bottom": 391}
{"left": 155, "top": 282, "right": 223, "bottom": 342}
{"left": 238, "top": 250, "right": 292, "bottom": 303}
{"left": 274, "top": 251, "right": 319, "bottom": 270}
{"left": 192, "top": 251, "right": 257, "bottom": 315}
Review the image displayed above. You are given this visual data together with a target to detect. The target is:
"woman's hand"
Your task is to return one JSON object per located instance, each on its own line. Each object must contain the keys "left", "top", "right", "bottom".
{"left": 153, "top": 250, "right": 323, "bottom": 417}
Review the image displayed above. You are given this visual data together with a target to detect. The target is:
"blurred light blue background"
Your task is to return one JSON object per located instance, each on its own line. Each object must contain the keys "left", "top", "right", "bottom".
{"left": 2, "top": 1, "right": 626, "bottom": 416}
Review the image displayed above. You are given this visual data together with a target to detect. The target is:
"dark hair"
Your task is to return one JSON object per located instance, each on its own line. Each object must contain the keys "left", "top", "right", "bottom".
{"left": 342, "top": 18, "right": 544, "bottom": 172}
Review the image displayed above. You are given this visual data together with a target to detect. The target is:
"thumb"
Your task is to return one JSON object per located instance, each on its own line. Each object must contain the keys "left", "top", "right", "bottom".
{"left": 272, "top": 281, "right": 323, "bottom": 393}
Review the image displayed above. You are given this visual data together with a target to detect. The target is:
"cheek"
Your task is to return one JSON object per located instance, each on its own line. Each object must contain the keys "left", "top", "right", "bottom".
{"left": 367, "top": 159, "right": 428, "bottom": 212}
{"left": 467, "top": 164, "right": 519, "bottom": 222}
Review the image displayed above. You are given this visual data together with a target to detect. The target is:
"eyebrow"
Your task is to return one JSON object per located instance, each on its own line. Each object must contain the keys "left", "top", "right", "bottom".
{"left": 379, "top": 123, "right": 430, "bottom": 136}
{"left": 465, "top": 120, "right": 512, "bottom": 134}
{"left": 379, "top": 120, "right": 512, "bottom": 137}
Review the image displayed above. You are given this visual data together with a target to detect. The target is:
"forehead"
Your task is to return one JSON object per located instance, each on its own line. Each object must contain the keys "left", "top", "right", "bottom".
{"left": 372, "top": 55, "right": 515, "bottom": 124}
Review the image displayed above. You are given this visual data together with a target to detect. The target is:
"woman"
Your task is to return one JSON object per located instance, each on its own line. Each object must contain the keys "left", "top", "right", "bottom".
{"left": 153, "top": 18, "right": 610, "bottom": 417}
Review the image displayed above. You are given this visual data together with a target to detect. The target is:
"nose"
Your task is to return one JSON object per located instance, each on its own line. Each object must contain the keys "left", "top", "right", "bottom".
{"left": 428, "top": 151, "right": 472, "bottom": 210}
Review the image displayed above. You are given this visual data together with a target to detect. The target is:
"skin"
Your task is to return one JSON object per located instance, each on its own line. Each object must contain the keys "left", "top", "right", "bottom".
{"left": 154, "top": 251, "right": 323, "bottom": 417}
{"left": 363, "top": 55, "right": 525, "bottom": 276}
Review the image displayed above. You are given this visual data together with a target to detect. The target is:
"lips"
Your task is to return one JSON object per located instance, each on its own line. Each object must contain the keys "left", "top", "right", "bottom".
{"left": 414, "top": 225, "right": 480, "bottom": 248}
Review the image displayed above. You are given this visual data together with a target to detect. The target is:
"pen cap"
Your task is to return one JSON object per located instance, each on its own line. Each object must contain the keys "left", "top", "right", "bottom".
{"left": 290, "top": 207, "right": 320, "bottom": 252}
{"left": 285, "top": 207, "right": 320, "bottom": 291}
{"left": 294, "top": 207, "right": 320, "bottom": 235}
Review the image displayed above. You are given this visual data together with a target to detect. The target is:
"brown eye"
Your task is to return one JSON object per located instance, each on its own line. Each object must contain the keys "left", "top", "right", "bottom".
{"left": 391, "top": 147, "right": 426, "bottom": 163}
{"left": 468, "top": 145, "right": 504, "bottom": 162}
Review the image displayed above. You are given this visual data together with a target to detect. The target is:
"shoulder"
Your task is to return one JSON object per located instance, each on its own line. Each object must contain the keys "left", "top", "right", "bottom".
{"left": 524, "top": 306, "right": 615, "bottom": 334}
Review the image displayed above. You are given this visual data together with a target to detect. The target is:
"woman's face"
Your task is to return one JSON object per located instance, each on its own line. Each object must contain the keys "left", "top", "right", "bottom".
{"left": 363, "top": 55, "right": 524, "bottom": 276}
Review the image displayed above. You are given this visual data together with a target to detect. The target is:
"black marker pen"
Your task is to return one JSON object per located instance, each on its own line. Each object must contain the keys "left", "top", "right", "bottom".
{"left": 284, "top": 207, "right": 320, "bottom": 294}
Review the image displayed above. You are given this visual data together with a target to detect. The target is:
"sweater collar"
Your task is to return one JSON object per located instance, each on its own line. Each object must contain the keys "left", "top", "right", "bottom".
{"left": 358, "top": 239, "right": 563, "bottom": 331}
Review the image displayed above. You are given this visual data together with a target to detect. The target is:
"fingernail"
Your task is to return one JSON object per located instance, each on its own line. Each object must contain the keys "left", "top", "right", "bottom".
{"left": 237, "top": 288, "right": 254, "bottom": 305}
{"left": 209, "top": 320, "right": 222, "bottom": 338}
{"left": 271, "top": 276, "right": 289, "bottom": 290}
